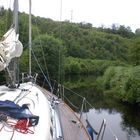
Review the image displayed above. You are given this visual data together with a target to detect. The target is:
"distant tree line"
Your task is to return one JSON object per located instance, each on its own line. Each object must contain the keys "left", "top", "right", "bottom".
{"left": 98, "top": 24, "right": 135, "bottom": 38}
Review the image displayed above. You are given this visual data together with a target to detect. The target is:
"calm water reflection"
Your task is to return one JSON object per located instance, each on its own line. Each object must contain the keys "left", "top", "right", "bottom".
{"left": 64, "top": 75, "right": 140, "bottom": 140}
{"left": 84, "top": 109, "right": 140, "bottom": 140}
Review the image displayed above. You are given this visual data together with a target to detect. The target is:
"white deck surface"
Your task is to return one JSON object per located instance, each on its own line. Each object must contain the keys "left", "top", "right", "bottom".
{"left": 0, "top": 82, "right": 52, "bottom": 140}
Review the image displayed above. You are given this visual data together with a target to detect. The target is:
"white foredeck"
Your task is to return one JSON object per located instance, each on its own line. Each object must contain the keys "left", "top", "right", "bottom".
{"left": 0, "top": 83, "right": 91, "bottom": 140}
{"left": 0, "top": 82, "right": 52, "bottom": 140}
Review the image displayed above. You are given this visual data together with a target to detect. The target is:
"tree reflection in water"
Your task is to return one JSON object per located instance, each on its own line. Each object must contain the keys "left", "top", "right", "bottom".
{"left": 64, "top": 75, "right": 140, "bottom": 140}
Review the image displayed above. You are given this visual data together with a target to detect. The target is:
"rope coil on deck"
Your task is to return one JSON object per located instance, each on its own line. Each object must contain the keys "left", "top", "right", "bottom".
{"left": 0, "top": 117, "right": 34, "bottom": 140}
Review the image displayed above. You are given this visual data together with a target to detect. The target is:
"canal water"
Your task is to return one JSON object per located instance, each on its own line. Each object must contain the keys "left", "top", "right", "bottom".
{"left": 64, "top": 75, "right": 140, "bottom": 140}
{"left": 84, "top": 108, "right": 140, "bottom": 140}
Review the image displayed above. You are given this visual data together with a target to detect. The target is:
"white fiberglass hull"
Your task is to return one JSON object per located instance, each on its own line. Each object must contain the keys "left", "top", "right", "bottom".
{"left": 0, "top": 82, "right": 52, "bottom": 140}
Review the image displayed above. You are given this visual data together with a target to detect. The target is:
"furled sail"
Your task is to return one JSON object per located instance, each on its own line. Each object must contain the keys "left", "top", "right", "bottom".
{"left": 0, "top": 27, "right": 23, "bottom": 71}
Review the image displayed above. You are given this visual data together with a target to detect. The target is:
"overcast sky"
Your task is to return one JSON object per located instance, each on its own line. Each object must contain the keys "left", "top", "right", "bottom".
{"left": 0, "top": 0, "right": 140, "bottom": 32}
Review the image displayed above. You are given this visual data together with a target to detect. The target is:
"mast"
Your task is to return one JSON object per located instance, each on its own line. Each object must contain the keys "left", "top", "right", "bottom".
{"left": 13, "top": 0, "right": 18, "bottom": 32}
{"left": 29, "top": 0, "right": 32, "bottom": 77}
{"left": 6, "top": 0, "right": 19, "bottom": 87}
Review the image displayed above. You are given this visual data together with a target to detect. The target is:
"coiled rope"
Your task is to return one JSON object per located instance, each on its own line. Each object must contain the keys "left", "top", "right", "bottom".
{"left": 0, "top": 116, "right": 34, "bottom": 140}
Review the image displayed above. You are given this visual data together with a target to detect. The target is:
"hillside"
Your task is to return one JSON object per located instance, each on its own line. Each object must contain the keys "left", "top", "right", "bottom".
{"left": 0, "top": 8, "right": 140, "bottom": 105}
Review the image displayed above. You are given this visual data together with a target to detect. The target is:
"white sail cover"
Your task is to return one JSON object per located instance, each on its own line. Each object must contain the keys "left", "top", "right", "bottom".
{"left": 0, "top": 27, "right": 23, "bottom": 71}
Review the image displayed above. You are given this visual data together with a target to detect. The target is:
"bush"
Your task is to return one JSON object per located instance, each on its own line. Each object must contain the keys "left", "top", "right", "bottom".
{"left": 64, "top": 57, "right": 124, "bottom": 75}
{"left": 100, "top": 65, "right": 140, "bottom": 105}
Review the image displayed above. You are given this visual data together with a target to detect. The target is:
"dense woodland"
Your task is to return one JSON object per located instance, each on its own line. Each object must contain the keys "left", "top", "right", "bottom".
{"left": 0, "top": 8, "right": 140, "bottom": 106}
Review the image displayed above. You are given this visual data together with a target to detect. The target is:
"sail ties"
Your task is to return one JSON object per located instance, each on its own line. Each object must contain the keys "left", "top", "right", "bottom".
{"left": 0, "top": 27, "right": 23, "bottom": 71}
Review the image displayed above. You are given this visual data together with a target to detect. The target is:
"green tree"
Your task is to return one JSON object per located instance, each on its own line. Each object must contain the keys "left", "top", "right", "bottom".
{"left": 129, "top": 38, "right": 140, "bottom": 65}
{"left": 135, "top": 28, "right": 140, "bottom": 36}
{"left": 32, "top": 34, "right": 66, "bottom": 80}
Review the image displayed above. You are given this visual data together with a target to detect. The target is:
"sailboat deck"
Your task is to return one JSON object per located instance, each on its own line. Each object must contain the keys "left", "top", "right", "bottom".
{"left": 58, "top": 101, "right": 90, "bottom": 140}
{"left": 39, "top": 86, "right": 91, "bottom": 140}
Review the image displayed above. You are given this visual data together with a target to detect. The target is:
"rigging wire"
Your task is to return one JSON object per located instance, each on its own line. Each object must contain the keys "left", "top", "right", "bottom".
{"left": 64, "top": 95, "right": 79, "bottom": 110}
{"left": 64, "top": 86, "right": 85, "bottom": 99}
{"left": 33, "top": 18, "right": 51, "bottom": 85}
{"left": 62, "top": 86, "right": 118, "bottom": 139}
{"left": 31, "top": 48, "right": 52, "bottom": 92}
{"left": 58, "top": 0, "right": 63, "bottom": 88}
{"left": 58, "top": 0, "right": 63, "bottom": 82}
{"left": 29, "top": 0, "right": 32, "bottom": 77}
{"left": 56, "top": 0, "right": 65, "bottom": 100}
